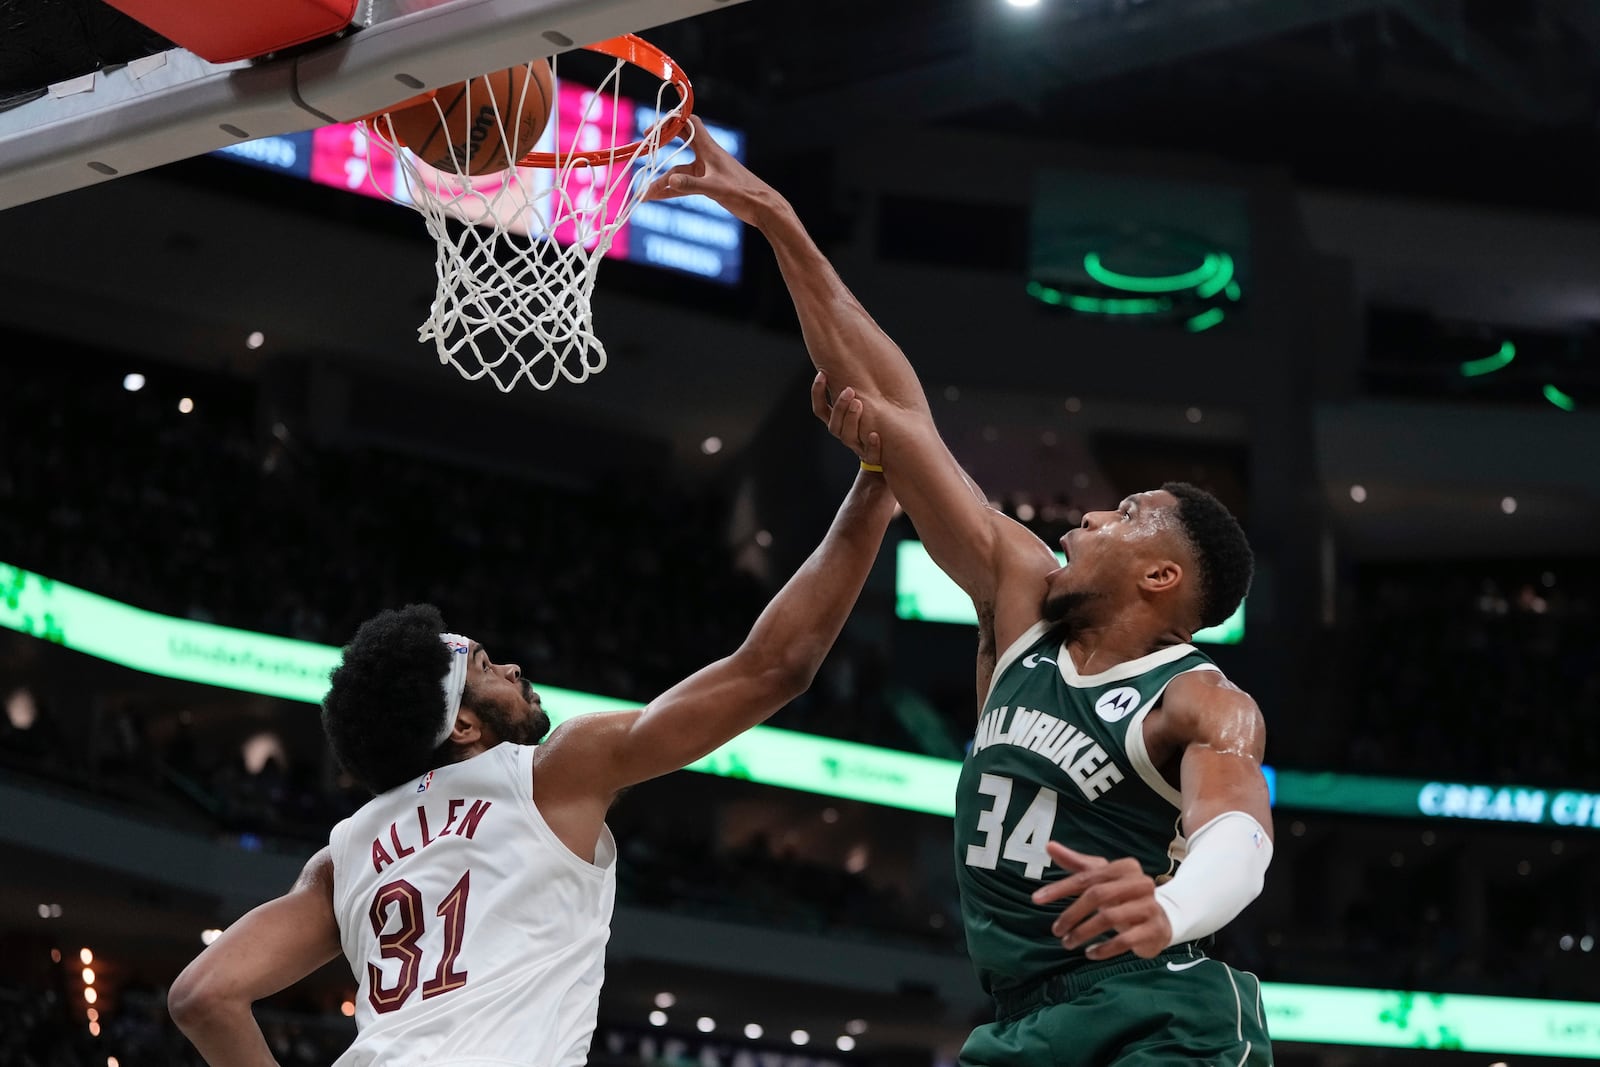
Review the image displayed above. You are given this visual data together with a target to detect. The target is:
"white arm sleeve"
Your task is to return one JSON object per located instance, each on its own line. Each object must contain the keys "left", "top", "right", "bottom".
{"left": 1153, "top": 810, "right": 1273, "bottom": 946}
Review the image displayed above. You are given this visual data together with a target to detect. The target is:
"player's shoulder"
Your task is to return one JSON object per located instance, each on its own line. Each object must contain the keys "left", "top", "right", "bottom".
{"left": 1161, "top": 667, "right": 1263, "bottom": 737}
{"left": 530, "top": 710, "right": 642, "bottom": 783}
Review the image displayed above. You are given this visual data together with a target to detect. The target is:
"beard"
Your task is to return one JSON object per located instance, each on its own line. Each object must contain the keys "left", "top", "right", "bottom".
{"left": 474, "top": 692, "right": 551, "bottom": 745}
{"left": 1040, "top": 589, "right": 1103, "bottom": 634}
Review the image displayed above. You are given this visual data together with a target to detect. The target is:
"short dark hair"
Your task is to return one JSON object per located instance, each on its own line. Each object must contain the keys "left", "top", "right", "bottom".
{"left": 1162, "top": 482, "right": 1253, "bottom": 631}
{"left": 322, "top": 604, "right": 453, "bottom": 795}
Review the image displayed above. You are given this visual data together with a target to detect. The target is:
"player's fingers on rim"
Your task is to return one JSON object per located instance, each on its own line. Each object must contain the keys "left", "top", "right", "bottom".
{"left": 646, "top": 166, "right": 695, "bottom": 199}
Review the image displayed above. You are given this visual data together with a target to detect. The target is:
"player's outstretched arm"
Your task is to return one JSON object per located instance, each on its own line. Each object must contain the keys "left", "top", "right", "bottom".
{"left": 537, "top": 460, "right": 896, "bottom": 809}
{"left": 646, "top": 119, "right": 1057, "bottom": 616}
{"left": 1031, "top": 673, "right": 1273, "bottom": 959}
{"left": 169, "top": 848, "right": 342, "bottom": 1066}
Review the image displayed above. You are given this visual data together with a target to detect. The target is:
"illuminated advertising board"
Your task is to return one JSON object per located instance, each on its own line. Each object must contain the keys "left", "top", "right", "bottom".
{"left": 212, "top": 82, "right": 745, "bottom": 285}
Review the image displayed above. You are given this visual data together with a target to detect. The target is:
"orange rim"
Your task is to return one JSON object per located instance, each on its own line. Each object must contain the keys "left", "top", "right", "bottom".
{"left": 518, "top": 34, "right": 693, "bottom": 169}
{"left": 362, "top": 34, "right": 693, "bottom": 170}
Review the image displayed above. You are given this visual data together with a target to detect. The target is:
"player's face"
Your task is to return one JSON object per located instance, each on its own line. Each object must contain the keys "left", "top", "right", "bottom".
{"left": 1042, "top": 490, "right": 1181, "bottom": 623}
{"left": 464, "top": 643, "right": 550, "bottom": 744}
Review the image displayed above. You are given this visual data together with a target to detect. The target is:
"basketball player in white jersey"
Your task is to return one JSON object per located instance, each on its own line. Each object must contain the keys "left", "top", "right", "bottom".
{"left": 168, "top": 456, "right": 896, "bottom": 1067}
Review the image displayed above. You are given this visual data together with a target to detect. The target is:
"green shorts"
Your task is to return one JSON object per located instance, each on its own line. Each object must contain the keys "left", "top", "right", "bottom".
{"left": 960, "top": 947, "right": 1272, "bottom": 1067}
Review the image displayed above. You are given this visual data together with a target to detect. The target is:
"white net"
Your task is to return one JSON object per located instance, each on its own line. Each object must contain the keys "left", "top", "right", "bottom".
{"left": 360, "top": 42, "right": 694, "bottom": 391}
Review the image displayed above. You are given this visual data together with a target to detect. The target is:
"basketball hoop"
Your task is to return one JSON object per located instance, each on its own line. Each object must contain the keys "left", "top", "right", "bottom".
{"left": 360, "top": 36, "right": 694, "bottom": 391}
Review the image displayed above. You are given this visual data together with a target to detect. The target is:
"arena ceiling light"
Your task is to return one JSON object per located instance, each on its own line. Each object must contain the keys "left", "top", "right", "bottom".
{"left": 122, "top": 373, "right": 145, "bottom": 392}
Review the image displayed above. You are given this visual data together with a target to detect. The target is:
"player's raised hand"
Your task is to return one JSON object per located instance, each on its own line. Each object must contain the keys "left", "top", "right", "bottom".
{"left": 642, "top": 117, "right": 780, "bottom": 227}
{"left": 1032, "top": 841, "right": 1172, "bottom": 960}
{"left": 812, "top": 373, "right": 881, "bottom": 467}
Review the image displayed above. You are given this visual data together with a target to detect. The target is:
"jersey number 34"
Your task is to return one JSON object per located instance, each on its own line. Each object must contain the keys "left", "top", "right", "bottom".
{"left": 965, "top": 773, "right": 1058, "bottom": 879}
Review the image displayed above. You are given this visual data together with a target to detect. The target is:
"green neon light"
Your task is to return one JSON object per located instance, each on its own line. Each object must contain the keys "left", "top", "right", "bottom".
{"left": 1224, "top": 280, "right": 1242, "bottom": 301}
{"left": 0, "top": 562, "right": 341, "bottom": 703}
{"left": 1458, "top": 341, "right": 1516, "bottom": 378}
{"left": 1259, "top": 983, "right": 1600, "bottom": 1057}
{"left": 1068, "top": 294, "right": 1171, "bottom": 315}
{"left": 1544, "top": 383, "right": 1577, "bottom": 411}
{"left": 895, "top": 540, "right": 1243, "bottom": 644}
{"left": 0, "top": 561, "right": 960, "bottom": 815}
{"left": 1026, "top": 280, "right": 1063, "bottom": 306}
{"left": 1025, "top": 281, "right": 1170, "bottom": 316}
{"left": 1083, "top": 251, "right": 1219, "bottom": 293}
{"left": 1184, "top": 308, "right": 1226, "bottom": 333}
{"left": 1193, "top": 252, "right": 1235, "bottom": 300}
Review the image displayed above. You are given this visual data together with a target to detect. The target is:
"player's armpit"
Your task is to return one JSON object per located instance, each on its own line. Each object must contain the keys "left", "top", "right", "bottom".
{"left": 170, "top": 848, "right": 341, "bottom": 1066}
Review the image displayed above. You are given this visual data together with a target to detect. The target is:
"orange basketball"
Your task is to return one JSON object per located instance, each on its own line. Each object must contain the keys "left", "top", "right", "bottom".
{"left": 384, "top": 61, "right": 554, "bottom": 176}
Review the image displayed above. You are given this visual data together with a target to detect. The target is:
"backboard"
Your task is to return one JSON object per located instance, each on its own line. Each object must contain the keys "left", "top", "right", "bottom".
{"left": 0, "top": 0, "right": 749, "bottom": 211}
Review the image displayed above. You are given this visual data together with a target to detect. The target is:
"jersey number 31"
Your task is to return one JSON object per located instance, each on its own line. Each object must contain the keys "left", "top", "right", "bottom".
{"left": 367, "top": 870, "right": 473, "bottom": 1013}
{"left": 965, "top": 773, "right": 1058, "bottom": 879}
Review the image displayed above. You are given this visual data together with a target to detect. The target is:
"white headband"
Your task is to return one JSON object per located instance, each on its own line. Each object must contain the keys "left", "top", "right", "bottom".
{"left": 436, "top": 633, "right": 472, "bottom": 746}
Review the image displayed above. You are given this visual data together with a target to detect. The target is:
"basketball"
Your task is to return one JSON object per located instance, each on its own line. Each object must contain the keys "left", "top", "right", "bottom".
{"left": 384, "top": 61, "right": 554, "bottom": 176}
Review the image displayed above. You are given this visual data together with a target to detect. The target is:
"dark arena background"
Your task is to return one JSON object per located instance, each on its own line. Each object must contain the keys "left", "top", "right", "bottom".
{"left": 3, "top": 0, "right": 1600, "bottom": 1064}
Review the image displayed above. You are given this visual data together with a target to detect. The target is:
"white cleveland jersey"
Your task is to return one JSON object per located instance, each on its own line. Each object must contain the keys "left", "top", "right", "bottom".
{"left": 327, "top": 743, "right": 616, "bottom": 1067}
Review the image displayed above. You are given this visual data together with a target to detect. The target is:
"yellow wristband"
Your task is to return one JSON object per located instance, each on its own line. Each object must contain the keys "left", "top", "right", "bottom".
{"left": 860, "top": 461, "right": 884, "bottom": 473}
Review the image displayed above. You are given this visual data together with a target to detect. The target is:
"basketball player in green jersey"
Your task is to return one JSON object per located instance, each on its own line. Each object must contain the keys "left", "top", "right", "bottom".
{"left": 649, "top": 119, "right": 1274, "bottom": 1064}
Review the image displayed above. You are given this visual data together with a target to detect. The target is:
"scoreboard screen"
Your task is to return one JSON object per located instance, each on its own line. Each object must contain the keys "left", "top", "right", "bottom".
{"left": 214, "top": 81, "right": 746, "bottom": 286}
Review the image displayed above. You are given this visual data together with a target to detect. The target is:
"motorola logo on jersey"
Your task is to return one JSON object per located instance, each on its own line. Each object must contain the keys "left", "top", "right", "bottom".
{"left": 1094, "top": 686, "right": 1142, "bottom": 723}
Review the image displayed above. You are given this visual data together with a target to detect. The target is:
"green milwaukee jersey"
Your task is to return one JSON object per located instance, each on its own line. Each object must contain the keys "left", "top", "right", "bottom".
{"left": 954, "top": 620, "right": 1220, "bottom": 996}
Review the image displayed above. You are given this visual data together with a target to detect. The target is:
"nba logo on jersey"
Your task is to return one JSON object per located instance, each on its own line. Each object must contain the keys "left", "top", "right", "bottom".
{"left": 417, "top": 770, "right": 434, "bottom": 794}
